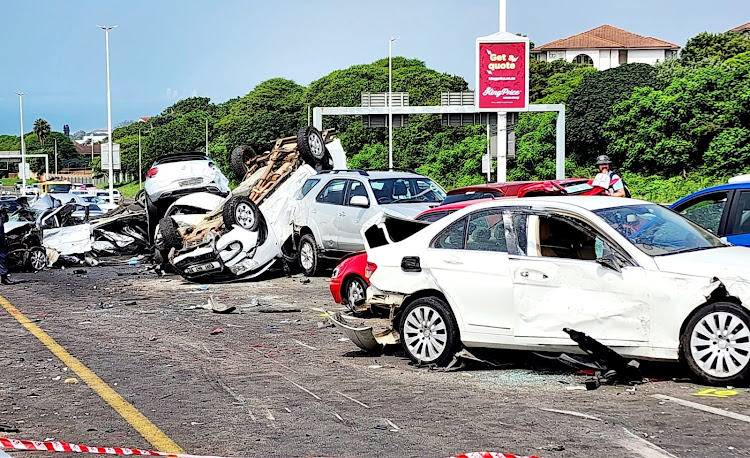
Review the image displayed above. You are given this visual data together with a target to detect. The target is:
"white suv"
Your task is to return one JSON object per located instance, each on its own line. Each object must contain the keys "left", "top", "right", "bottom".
{"left": 293, "top": 170, "right": 446, "bottom": 275}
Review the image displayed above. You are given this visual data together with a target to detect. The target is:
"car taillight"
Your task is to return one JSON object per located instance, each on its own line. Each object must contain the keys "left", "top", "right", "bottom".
{"left": 365, "top": 262, "right": 377, "bottom": 279}
{"left": 146, "top": 167, "right": 158, "bottom": 178}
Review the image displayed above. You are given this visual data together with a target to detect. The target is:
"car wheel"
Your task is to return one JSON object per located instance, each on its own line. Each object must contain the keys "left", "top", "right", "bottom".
{"left": 230, "top": 145, "right": 258, "bottom": 182}
{"left": 399, "top": 296, "right": 459, "bottom": 367}
{"left": 159, "top": 217, "right": 184, "bottom": 250}
{"left": 223, "top": 195, "right": 260, "bottom": 231}
{"left": 344, "top": 275, "right": 368, "bottom": 310}
{"left": 297, "top": 127, "right": 326, "bottom": 166}
{"left": 680, "top": 302, "right": 750, "bottom": 385}
{"left": 26, "top": 247, "right": 47, "bottom": 272}
{"left": 298, "top": 234, "right": 319, "bottom": 276}
{"left": 135, "top": 189, "right": 146, "bottom": 207}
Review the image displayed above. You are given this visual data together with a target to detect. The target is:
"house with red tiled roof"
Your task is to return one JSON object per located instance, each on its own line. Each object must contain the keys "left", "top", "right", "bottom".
{"left": 730, "top": 21, "right": 750, "bottom": 37}
{"left": 531, "top": 25, "right": 680, "bottom": 70}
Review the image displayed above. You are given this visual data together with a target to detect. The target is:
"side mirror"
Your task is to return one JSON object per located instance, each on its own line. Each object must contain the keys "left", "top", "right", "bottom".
{"left": 596, "top": 243, "right": 621, "bottom": 272}
{"left": 350, "top": 195, "right": 369, "bottom": 208}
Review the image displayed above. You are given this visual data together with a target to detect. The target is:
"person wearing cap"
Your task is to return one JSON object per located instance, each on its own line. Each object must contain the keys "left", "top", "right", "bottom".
{"left": 595, "top": 155, "right": 626, "bottom": 197}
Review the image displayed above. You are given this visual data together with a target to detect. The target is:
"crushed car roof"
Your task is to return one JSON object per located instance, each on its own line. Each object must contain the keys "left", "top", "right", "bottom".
{"left": 458, "top": 195, "right": 652, "bottom": 212}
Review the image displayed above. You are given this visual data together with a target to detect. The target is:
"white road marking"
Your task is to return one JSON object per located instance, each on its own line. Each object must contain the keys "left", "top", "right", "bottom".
{"left": 293, "top": 339, "right": 318, "bottom": 350}
{"left": 619, "top": 428, "right": 678, "bottom": 458}
{"left": 652, "top": 394, "right": 750, "bottom": 423}
{"left": 336, "top": 391, "right": 371, "bottom": 409}
{"left": 540, "top": 407, "right": 602, "bottom": 422}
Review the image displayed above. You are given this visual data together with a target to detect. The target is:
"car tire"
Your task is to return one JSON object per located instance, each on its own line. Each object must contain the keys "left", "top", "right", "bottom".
{"left": 399, "top": 296, "right": 459, "bottom": 367}
{"left": 230, "top": 145, "right": 257, "bottom": 182}
{"left": 343, "top": 275, "right": 368, "bottom": 310}
{"left": 223, "top": 195, "right": 261, "bottom": 231}
{"left": 159, "top": 217, "right": 184, "bottom": 250}
{"left": 298, "top": 234, "right": 320, "bottom": 276}
{"left": 297, "top": 127, "right": 326, "bottom": 166}
{"left": 680, "top": 301, "right": 750, "bottom": 385}
{"left": 26, "top": 247, "right": 47, "bottom": 272}
{"left": 316, "top": 150, "right": 334, "bottom": 172}
{"left": 135, "top": 189, "right": 146, "bottom": 206}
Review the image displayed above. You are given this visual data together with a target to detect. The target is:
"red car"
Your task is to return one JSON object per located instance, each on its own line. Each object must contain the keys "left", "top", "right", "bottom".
{"left": 330, "top": 198, "right": 497, "bottom": 308}
{"left": 442, "top": 177, "right": 618, "bottom": 206}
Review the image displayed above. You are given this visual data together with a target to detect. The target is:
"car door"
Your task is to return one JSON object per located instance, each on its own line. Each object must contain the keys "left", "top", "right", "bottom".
{"left": 313, "top": 179, "right": 347, "bottom": 251}
{"left": 421, "top": 208, "right": 515, "bottom": 335}
{"left": 673, "top": 190, "right": 731, "bottom": 237}
{"left": 337, "top": 180, "right": 377, "bottom": 252}
{"left": 724, "top": 190, "right": 750, "bottom": 246}
{"left": 508, "top": 211, "right": 651, "bottom": 344}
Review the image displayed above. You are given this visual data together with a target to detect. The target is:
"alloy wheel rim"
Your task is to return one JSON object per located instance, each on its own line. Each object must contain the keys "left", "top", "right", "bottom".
{"left": 235, "top": 202, "right": 255, "bottom": 229}
{"left": 347, "top": 280, "right": 365, "bottom": 304}
{"left": 690, "top": 311, "right": 750, "bottom": 378}
{"left": 31, "top": 251, "right": 46, "bottom": 270}
{"left": 309, "top": 134, "right": 324, "bottom": 159}
{"left": 300, "top": 243, "right": 314, "bottom": 270}
{"left": 403, "top": 306, "right": 447, "bottom": 363}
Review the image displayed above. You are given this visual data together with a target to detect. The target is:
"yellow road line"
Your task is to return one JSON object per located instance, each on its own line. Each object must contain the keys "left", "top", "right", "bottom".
{"left": 0, "top": 295, "right": 184, "bottom": 454}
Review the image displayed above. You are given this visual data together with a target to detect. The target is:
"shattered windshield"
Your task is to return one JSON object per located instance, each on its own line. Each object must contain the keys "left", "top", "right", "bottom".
{"left": 48, "top": 184, "right": 72, "bottom": 193}
{"left": 593, "top": 204, "right": 725, "bottom": 256}
{"left": 369, "top": 177, "right": 446, "bottom": 204}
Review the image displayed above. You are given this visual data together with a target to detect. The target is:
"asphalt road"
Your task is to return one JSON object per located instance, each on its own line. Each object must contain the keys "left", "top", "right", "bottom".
{"left": 1, "top": 261, "right": 749, "bottom": 458}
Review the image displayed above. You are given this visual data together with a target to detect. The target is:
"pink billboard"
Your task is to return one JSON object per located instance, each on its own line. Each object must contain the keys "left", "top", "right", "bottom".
{"left": 476, "top": 41, "right": 529, "bottom": 111}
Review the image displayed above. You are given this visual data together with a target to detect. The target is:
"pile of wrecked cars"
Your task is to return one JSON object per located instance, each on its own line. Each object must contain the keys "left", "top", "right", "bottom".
{"left": 158, "top": 127, "right": 338, "bottom": 281}
{"left": 332, "top": 196, "right": 750, "bottom": 386}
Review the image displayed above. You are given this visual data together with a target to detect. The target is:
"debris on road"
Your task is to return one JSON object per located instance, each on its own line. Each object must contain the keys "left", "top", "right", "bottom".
{"left": 564, "top": 328, "right": 642, "bottom": 385}
{"left": 210, "top": 328, "right": 224, "bottom": 335}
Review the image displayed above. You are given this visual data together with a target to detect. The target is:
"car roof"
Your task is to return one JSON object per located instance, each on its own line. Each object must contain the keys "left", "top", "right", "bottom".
{"left": 672, "top": 182, "right": 750, "bottom": 206}
{"left": 153, "top": 152, "right": 210, "bottom": 164}
{"left": 316, "top": 170, "right": 427, "bottom": 180}
{"left": 463, "top": 195, "right": 652, "bottom": 212}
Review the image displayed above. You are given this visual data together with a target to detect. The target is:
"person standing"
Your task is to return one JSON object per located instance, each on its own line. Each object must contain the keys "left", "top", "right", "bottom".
{"left": 595, "top": 155, "right": 627, "bottom": 197}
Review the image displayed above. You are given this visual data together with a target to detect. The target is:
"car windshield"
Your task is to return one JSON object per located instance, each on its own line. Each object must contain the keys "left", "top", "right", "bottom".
{"left": 48, "top": 184, "right": 72, "bottom": 193}
{"left": 593, "top": 204, "right": 725, "bottom": 256}
{"left": 369, "top": 177, "right": 446, "bottom": 204}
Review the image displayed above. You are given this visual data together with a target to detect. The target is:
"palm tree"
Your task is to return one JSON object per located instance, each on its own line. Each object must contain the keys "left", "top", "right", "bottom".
{"left": 33, "top": 118, "right": 51, "bottom": 146}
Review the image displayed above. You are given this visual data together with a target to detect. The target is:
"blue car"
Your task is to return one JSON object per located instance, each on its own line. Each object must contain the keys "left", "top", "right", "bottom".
{"left": 671, "top": 179, "right": 750, "bottom": 246}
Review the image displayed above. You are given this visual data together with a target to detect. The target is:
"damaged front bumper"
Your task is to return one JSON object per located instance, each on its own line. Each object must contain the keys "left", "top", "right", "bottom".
{"left": 172, "top": 227, "right": 278, "bottom": 281}
{"left": 327, "top": 311, "right": 399, "bottom": 353}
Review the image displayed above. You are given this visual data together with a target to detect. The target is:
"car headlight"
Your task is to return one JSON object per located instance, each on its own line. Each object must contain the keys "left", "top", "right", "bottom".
{"left": 332, "top": 267, "right": 339, "bottom": 278}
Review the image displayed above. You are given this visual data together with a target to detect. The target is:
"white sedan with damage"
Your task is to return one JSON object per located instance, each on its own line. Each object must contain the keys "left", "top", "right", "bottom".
{"left": 360, "top": 196, "right": 750, "bottom": 385}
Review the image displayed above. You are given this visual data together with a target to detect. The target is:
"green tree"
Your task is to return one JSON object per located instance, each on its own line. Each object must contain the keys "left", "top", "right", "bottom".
{"left": 566, "top": 63, "right": 657, "bottom": 165}
{"left": 680, "top": 31, "right": 750, "bottom": 64}
{"left": 33, "top": 118, "right": 51, "bottom": 146}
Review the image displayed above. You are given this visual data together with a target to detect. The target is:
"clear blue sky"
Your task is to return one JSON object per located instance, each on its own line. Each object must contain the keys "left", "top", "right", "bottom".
{"left": 0, "top": 0, "right": 746, "bottom": 135}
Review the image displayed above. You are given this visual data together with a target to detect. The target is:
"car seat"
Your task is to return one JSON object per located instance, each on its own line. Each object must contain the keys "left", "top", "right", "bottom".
{"left": 393, "top": 181, "right": 408, "bottom": 198}
{"left": 468, "top": 226, "right": 492, "bottom": 251}
{"left": 492, "top": 223, "right": 507, "bottom": 252}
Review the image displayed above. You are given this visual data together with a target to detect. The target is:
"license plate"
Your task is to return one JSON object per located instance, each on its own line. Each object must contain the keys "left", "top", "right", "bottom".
{"left": 179, "top": 177, "right": 203, "bottom": 187}
{"left": 185, "top": 261, "right": 220, "bottom": 274}
{"left": 565, "top": 183, "right": 594, "bottom": 194}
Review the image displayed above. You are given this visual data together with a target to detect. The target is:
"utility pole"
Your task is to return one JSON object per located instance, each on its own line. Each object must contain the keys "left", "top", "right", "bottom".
{"left": 97, "top": 24, "right": 117, "bottom": 204}
{"left": 388, "top": 36, "right": 399, "bottom": 170}
{"left": 54, "top": 138, "right": 58, "bottom": 175}
{"left": 15, "top": 92, "right": 27, "bottom": 191}
{"left": 205, "top": 118, "right": 209, "bottom": 157}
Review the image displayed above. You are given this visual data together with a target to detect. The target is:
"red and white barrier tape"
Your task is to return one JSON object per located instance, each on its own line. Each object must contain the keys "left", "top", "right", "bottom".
{"left": 1, "top": 437, "right": 536, "bottom": 458}
{"left": 0, "top": 437, "right": 225, "bottom": 458}
{"left": 451, "top": 453, "right": 538, "bottom": 458}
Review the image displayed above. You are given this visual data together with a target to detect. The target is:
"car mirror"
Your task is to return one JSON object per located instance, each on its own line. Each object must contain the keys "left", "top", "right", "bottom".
{"left": 596, "top": 242, "right": 621, "bottom": 272}
{"left": 350, "top": 195, "right": 369, "bottom": 208}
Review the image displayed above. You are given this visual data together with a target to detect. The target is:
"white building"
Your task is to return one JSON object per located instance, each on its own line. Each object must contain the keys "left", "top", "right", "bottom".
{"left": 531, "top": 25, "right": 679, "bottom": 70}
{"left": 74, "top": 129, "right": 108, "bottom": 145}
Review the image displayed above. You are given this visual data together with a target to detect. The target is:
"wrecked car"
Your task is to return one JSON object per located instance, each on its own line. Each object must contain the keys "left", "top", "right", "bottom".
{"left": 337, "top": 196, "right": 750, "bottom": 385}
{"left": 4, "top": 220, "right": 47, "bottom": 272}
{"left": 161, "top": 127, "right": 336, "bottom": 281}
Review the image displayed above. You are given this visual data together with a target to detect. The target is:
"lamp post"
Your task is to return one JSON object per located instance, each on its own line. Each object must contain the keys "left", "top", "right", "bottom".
{"left": 97, "top": 24, "right": 117, "bottom": 204}
{"left": 15, "top": 92, "right": 27, "bottom": 191}
{"left": 388, "top": 36, "right": 398, "bottom": 170}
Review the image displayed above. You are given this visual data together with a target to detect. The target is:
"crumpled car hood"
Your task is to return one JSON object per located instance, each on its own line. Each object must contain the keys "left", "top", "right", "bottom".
{"left": 379, "top": 203, "right": 438, "bottom": 219}
{"left": 4, "top": 221, "right": 33, "bottom": 234}
{"left": 653, "top": 246, "right": 750, "bottom": 281}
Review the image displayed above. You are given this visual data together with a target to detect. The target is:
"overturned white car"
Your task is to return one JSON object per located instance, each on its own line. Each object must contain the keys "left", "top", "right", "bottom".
{"left": 160, "top": 127, "right": 336, "bottom": 281}
{"left": 357, "top": 196, "right": 750, "bottom": 385}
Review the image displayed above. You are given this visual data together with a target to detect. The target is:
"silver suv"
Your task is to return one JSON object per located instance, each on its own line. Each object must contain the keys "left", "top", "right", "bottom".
{"left": 292, "top": 169, "right": 446, "bottom": 275}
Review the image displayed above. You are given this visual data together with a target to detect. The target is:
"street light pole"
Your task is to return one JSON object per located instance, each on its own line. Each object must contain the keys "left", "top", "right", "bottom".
{"left": 388, "top": 36, "right": 398, "bottom": 170}
{"left": 97, "top": 24, "right": 117, "bottom": 205}
{"left": 15, "top": 92, "right": 27, "bottom": 191}
{"left": 54, "top": 138, "right": 58, "bottom": 175}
